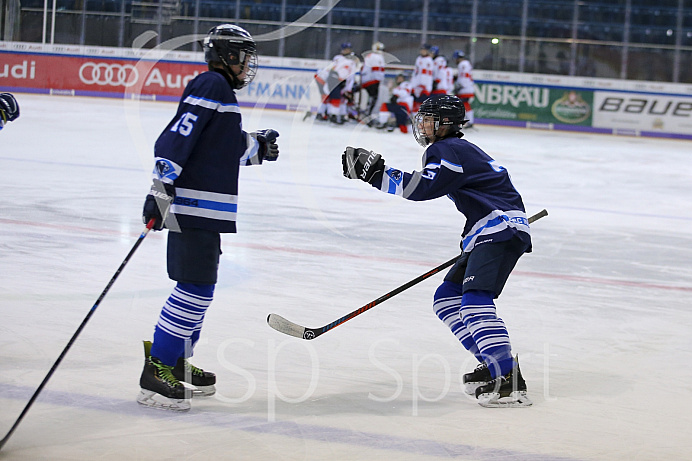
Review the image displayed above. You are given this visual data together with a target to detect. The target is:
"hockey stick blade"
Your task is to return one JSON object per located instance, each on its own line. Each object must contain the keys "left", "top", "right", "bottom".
{"left": 267, "top": 314, "right": 308, "bottom": 339}
{"left": 266, "top": 209, "right": 548, "bottom": 340}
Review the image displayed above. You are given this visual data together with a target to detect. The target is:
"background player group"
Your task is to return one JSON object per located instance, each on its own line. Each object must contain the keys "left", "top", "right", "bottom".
{"left": 139, "top": 24, "right": 531, "bottom": 411}
{"left": 311, "top": 42, "right": 475, "bottom": 133}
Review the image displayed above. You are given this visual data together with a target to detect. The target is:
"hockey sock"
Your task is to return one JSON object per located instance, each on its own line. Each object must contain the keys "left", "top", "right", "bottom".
{"left": 460, "top": 290, "right": 514, "bottom": 379}
{"left": 150, "top": 283, "right": 214, "bottom": 366}
{"left": 433, "top": 281, "right": 482, "bottom": 361}
{"left": 466, "top": 109, "right": 474, "bottom": 125}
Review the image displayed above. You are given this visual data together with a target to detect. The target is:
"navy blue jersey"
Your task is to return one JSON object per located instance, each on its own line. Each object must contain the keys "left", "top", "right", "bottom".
{"left": 152, "top": 69, "right": 263, "bottom": 233}
{"left": 372, "top": 136, "right": 531, "bottom": 252}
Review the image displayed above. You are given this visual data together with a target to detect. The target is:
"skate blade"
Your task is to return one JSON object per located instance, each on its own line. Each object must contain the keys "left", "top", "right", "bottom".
{"left": 136, "top": 389, "right": 191, "bottom": 411}
{"left": 477, "top": 391, "right": 533, "bottom": 408}
{"left": 191, "top": 385, "right": 216, "bottom": 397}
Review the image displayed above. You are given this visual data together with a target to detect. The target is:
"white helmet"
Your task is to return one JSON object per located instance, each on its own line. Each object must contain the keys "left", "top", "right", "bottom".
{"left": 371, "top": 42, "right": 385, "bottom": 52}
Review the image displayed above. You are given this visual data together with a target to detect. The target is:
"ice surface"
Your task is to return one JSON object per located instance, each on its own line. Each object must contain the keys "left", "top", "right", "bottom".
{"left": 1, "top": 94, "right": 691, "bottom": 460}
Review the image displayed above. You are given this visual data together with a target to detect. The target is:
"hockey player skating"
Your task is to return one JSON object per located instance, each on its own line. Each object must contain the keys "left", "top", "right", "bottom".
{"left": 371, "top": 72, "right": 413, "bottom": 133}
{"left": 360, "top": 42, "right": 386, "bottom": 117}
{"left": 0, "top": 93, "right": 20, "bottom": 130}
{"left": 342, "top": 95, "right": 532, "bottom": 407}
{"left": 324, "top": 43, "right": 359, "bottom": 125}
{"left": 138, "top": 24, "right": 280, "bottom": 411}
{"left": 453, "top": 50, "right": 475, "bottom": 128}
{"left": 411, "top": 44, "right": 434, "bottom": 112}
{"left": 432, "top": 53, "right": 454, "bottom": 96}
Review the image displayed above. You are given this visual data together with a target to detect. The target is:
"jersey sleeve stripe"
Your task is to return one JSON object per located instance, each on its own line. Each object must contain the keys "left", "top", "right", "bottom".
{"left": 441, "top": 159, "right": 464, "bottom": 173}
{"left": 183, "top": 95, "right": 241, "bottom": 113}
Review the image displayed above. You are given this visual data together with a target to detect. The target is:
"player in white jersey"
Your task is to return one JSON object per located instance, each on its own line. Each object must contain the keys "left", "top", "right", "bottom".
{"left": 432, "top": 54, "right": 454, "bottom": 95}
{"left": 325, "top": 43, "right": 360, "bottom": 125}
{"left": 410, "top": 44, "right": 434, "bottom": 112}
{"left": 372, "top": 72, "right": 413, "bottom": 133}
{"left": 361, "top": 42, "right": 386, "bottom": 117}
{"left": 453, "top": 50, "right": 475, "bottom": 128}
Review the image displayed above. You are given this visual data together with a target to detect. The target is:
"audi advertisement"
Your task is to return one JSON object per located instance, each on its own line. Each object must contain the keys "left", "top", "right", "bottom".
{"left": 0, "top": 52, "right": 207, "bottom": 99}
{"left": 0, "top": 46, "right": 321, "bottom": 110}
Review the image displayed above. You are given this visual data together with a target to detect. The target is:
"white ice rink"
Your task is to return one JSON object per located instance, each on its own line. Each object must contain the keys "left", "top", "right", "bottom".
{"left": 1, "top": 93, "right": 691, "bottom": 460}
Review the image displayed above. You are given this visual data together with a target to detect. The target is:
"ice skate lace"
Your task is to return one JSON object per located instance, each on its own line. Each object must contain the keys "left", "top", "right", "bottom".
{"left": 183, "top": 360, "right": 206, "bottom": 377}
{"left": 474, "top": 362, "right": 488, "bottom": 372}
{"left": 152, "top": 360, "right": 182, "bottom": 385}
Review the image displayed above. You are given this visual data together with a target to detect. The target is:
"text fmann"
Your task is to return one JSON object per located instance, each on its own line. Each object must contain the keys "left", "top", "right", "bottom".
{"left": 475, "top": 84, "right": 549, "bottom": 108}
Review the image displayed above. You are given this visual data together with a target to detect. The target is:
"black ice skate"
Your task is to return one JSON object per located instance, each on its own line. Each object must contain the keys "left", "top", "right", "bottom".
{"left": 142, "top": 340, "right": 216, "bottom": 397}
{"left": 474, "top": 358, "right": 532, "bottom": 408}
{"left": 137, "top": 355, "right": 191, "bottom": 411}
{"left": 462, "top": 362, "right": 492, "bottom": 395}
{"left": 172, "top": 357, "right": 216, "bottom": 397}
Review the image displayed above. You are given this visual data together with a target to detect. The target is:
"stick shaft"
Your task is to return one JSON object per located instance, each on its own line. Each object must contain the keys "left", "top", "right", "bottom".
{"left": 277, "top": 209, "right": 547, "bottom": 340}
{"left": 0, "top": 219, "right": 155, "bottom": 451}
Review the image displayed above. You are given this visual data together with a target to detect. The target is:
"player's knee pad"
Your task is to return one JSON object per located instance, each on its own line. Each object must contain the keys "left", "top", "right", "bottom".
{"left": 433, "top": 281, "right": 464, "bottom": 319}
{"left": 459, "top": 289, "right": 496, "bottom": 325}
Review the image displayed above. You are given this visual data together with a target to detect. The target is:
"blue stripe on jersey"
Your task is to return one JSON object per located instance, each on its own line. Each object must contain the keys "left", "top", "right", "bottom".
{"left": 462, "top": 209, "right": 529, "bottom": 251}
{"left": 176, "top": 196, "right": 238, "bottom": 213}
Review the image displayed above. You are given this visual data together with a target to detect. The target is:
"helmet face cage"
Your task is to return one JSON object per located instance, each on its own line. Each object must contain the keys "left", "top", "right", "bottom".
{"left": 412, "top": 96, "right": 467, "bottom": 147}
{"left": 203, "top": 24, "right": 258, "bottom": 89}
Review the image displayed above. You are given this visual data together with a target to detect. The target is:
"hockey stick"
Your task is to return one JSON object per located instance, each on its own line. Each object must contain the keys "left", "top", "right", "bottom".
{"left": 267, "top": 209, "right": 548, "bottom": 340}
{"left": 0, "top": 219, "right": 156, "bottom": 451}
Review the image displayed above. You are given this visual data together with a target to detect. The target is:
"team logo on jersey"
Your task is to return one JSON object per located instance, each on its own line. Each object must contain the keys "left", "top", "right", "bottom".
{"left": 387, "top": 169, "right": 403, "bottom": 183}
{"left": 551, "top": 90, "right": 591, "bottom": 124}
{"left": 155, "top": 159, "right": 178, "bottom": 181}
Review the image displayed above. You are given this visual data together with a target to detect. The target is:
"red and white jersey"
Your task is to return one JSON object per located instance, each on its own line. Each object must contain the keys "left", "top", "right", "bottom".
{"left": 361, "top": 51, "right": 386, "bottom": 88}
{"left": 332, "top": 54, "right": 360, "bottom": 93}
{"left": 411, "top": 55, "right": 433, "bottom": 95}
{"left": 456, "top": 59, "right": 474, "bottom": 95}
{"left": 391, "top": 80, "right": 414, "bottom": 112}
{"left": 432, "top": 55, "right": 447, "bottom": 85}
{"left": 434, "top": 66, "right": 455, "bottom": 94}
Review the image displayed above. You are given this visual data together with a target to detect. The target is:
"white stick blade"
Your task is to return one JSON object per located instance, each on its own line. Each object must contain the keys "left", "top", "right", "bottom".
{"left": 267, "top": 314, "right": 306, "bottom": 338}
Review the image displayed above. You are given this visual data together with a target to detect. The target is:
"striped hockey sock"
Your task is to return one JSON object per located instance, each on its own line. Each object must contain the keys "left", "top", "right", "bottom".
{"left": 460, "top": 290, "right": 514, "bottom": 379}
{"left": 433, "top": 281, "right": 482, "bottom": 361}
{"left": 150, "top": 283, "right": 214, "bottom": 366}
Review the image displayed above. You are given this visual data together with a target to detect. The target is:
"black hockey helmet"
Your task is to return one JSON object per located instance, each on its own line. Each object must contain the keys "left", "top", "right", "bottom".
{"left": 412, "top": 95, "right": 468, "bottom": 147}
{"left": 203, "top": 24, "right": 257, "bottom": 89}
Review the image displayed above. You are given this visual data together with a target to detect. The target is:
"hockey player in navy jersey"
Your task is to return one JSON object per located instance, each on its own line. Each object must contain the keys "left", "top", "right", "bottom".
{"left": 342, "top": 95, "right": 532, "bottom": 407}
{"left": 137, "top": 24, "right": 280, "bottom": 411}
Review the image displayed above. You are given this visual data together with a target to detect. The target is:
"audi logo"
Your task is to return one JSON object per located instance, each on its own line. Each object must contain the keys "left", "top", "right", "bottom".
{"left": 79, "top": 62, "right": 139, "bottom": 87}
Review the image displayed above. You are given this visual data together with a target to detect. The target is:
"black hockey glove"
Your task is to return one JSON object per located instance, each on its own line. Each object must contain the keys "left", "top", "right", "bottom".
{"left": 0, "top": 93, "right": 19, "bottom": 127}
{"left": 142, "top": 180, "right": 176, "bottom": 231}
{"left": 342, "top": 147, "right": 385, "bottom": 184}
{"left": 252, "top": 129, "right": 280, "bottom": 162}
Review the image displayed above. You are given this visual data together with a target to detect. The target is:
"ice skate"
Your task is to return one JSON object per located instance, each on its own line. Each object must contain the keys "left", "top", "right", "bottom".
{"left": 142, "top": 340, "right": 216, "bottom": 397}
{"left": 137, "top": 356, "right": 191, "bottom": 411}
{"left": 474, "top": 358, "right": 532, "bottom": 408}
{"left": 173, "top": 357, "right": 216, "bottom": 397}
{"left": 462, "top": 362, "right": 491, "bottom": 395}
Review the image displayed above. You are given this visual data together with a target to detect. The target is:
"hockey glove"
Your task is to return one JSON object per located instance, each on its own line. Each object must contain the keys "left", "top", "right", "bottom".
{"left": 0, "top": 93, "right": 19, "bottom": 128}
{"left": 252, "top": 129, "right": 280, "bottom": 162}
{"left": 142, "top": 179, "right": 176, "bottom": 231}
{"left": 342, "top": 147, "right": 385, "bottom": 184}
